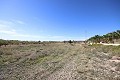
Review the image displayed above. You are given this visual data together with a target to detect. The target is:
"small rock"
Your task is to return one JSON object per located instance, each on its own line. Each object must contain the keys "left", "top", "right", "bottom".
{"left": 111, "top": 56, "right": 120, "bottom": 60}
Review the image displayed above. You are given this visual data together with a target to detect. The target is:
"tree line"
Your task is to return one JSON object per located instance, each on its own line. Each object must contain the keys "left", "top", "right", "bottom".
{"left": 0, "top": 39, "right": 41, "bottom": 47}
{"left": 87, "top": 30, "right": 120, "bottom": 43}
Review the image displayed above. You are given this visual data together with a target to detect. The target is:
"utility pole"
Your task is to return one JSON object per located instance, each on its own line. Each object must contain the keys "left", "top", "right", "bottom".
{"left": 0, "top": 34, "right": 2, "bottom": 39}
{"left": 84, "top": 30, "right": 87, "bottom": 44}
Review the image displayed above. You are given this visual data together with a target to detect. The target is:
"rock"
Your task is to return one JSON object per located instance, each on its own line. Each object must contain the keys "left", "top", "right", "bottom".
{"left": 111, "top": 56, "right": 120, "bottom": 60}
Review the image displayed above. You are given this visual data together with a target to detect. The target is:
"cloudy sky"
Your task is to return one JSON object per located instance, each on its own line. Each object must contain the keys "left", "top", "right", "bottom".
{"left": 0, "top": 0, "right": 120, "bottom": 41}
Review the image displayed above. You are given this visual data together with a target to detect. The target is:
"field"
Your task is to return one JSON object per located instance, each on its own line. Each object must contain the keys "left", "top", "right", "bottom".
{"left": 0, "top": 43, "right": 120, "bottom": 80}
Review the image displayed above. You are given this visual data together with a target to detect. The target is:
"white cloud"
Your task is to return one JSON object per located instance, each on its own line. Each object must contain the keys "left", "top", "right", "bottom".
{"left": 0, "top": 20, "right": 13, "bottom": 29}
{"left": 0, "top": 20, "right": 86, "bottom": 41}
{"left": 0, "top": 28, "right": 85, "bottom": 41}
{"left": 0, "top": 24, "right": 10, "bottom": 28}
{"left": 0, "top": 29, "right": 16, "bottom": 35}
{"left": 0, "top": 29, "right": 86, "bottom": 41}
{"left": 0, "top": 20, "right": 13, "bottom": 25}
{"left": 11, "top": 19, "right": 25, "bottom": 24}
{"left": 15, "top": 20, "right": 25, "bottom": 24}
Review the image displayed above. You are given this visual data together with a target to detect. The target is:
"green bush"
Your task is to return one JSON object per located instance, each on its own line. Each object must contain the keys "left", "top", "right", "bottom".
{"left": 0, "top": 39, "right": 8, "bottom": 47}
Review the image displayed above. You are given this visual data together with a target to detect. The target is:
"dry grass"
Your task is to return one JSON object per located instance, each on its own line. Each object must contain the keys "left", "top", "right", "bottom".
{"left": 0, "top": 43, "right": 120, "bottom": 80}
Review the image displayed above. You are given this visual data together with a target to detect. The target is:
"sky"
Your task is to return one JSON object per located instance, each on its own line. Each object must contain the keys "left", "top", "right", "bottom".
{"left": 0, "top": 0, "right": 120, "bottom": 41}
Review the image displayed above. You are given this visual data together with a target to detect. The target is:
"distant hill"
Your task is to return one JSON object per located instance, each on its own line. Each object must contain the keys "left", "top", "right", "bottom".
{"left": 87, "top": 30, "right": 120, "bottom": 43}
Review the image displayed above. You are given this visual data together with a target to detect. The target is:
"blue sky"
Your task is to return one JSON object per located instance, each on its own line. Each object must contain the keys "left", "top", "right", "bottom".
{"left": 0, "top": 0, "right": 120, "bottom": 41}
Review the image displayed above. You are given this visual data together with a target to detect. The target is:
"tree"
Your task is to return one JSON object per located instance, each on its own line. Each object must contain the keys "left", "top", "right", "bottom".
{"left": 68, "top": 40, "right": 72, "bottom": 44}
{"left": 0, "top": 39, "right": 8, "bottom": 47}
{"left": 88, "top": 30, "right": 120, "bottom": 43}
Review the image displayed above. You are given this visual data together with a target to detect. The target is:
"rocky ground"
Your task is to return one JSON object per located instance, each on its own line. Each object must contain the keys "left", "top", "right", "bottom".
{"left": 0, "top": 43, "right": 120, "bottom": 80}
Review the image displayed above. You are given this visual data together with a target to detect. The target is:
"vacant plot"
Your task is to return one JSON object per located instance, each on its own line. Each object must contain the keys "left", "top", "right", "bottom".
{"left": 0, "top": 43, "right": 120, "bottom": 80}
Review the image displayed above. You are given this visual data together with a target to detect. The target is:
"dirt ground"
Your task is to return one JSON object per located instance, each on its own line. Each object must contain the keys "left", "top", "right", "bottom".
{"left": 0, "top": 43, "right": 120, "bottom": 80}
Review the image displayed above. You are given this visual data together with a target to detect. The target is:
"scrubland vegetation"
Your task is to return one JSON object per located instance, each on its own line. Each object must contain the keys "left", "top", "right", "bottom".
{"left": 0, "top": 42, "right": 120, "bottom": 80}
